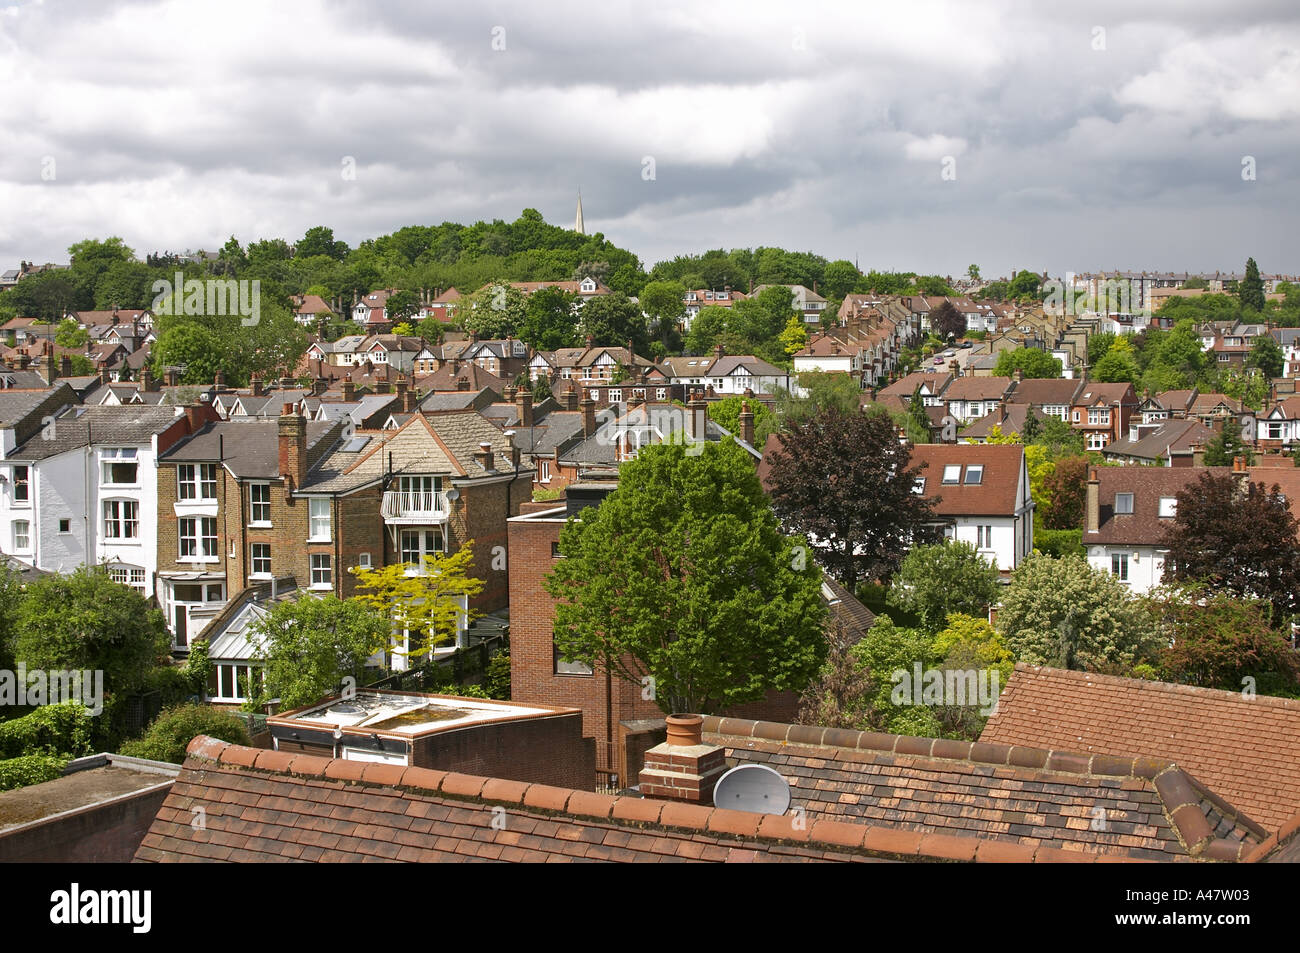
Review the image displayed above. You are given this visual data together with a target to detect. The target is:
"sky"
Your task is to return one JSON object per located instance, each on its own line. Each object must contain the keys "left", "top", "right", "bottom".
{"left": 1, "top": 0, "right": 1298, "bottom": 279}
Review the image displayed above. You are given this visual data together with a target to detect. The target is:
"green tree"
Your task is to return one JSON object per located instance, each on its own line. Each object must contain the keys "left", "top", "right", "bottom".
{"left": 683, "top": 305, "right": 728, "bottom": 354}
{"left": 248, "top": 595, "right": 391, "bottom": 710}
{"left": 1150, "top": 585, "right": 1300, "bottom": 697}
{"left": 993, "top": 348, "right": 1062, "bottom": 379}
{"left": 119, "top": 704, "right": 251, "bottom": 763}
{"left": 886, "top": 542, "right": 1000, "bottom": 633}
{"left": 638, "top": 280, "right": 686, "bottom": 352}
{"left": 1249, "top": 334, "right": 1284, "bottom": 379}
{"left": 295, "top": 226, "right": 349, "bottom": 261}
{"left": 766, "top": 407, "right": 937, "bottom": 590}
{"left": 996, "top": 554, "right": 1160, "bottom": 671}
{"left": 967, "top": 265, "right": 981, "bottom": 283}
{"left": 385, "top": 289, "right": 420, "bottom": 325}
{"left": 821, "top": 260, "right": 860, "bottom": 300}
{"left": 1201, "top": 422, "right": 1254, "bottom": 467}
{"left": 1092, "top": 336, "right": 1139, "bottom": 384}
{"left": 577, "top": 291, "right": 650, "bottom": 352}
{"left": 546, "top": 438, "right": 826, "bottom": 714}
{"left": 53, "top": 318, "right": 87, "bottom": 348}
{"left": 1239, "top": 257, "right": 1266, "bottom": 313}
{"left": 1039, "top": 455, "right": 1090, "bottom": 529}
{"left": 352, "top": 545, "right": 485, "bottom": 663}
{"left": 776, "top": 371, "right": 862, "bottom": 420}
{"left": 14, "top": 565, "right": 169, "bottom": 697}
{"left": 463, "top": 282, "right": 528, "bottom": 339}
{"left": 907, "top": 387, "right": 932, "bottom": 444}
{"left": 707, "top": 396, "right": 779, "bottom": 446}
{"left": 779, "top": 314, "right": 808, "bottom": 357}
{"left": 518, "top": 285, "right": 578, "bottom": 351}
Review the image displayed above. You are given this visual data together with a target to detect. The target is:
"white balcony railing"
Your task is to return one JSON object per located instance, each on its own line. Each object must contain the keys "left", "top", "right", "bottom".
{"left": 381, "top": 490, "right": 448, "bottom": 521}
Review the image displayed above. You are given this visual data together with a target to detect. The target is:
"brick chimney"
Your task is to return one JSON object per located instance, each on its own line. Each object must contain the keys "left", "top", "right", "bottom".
{"left": 60, "top": 355, "right": 71, "bottom": 378}
{"left": 638, "top": 714, "right": 727, "bottom": 804}
{"left": 342, "top": 379, "right": 355, "bottom": 402}
{"left": 165, "top": 367, "right": 179, "bottom": 387}
{"left": 505, "top": 430, "right": 521, "bottom": 468}
{"left": 685, "top": 390, "right": 708, "bottom": 441}
{"left": 504, "top": 385, "right": 517, "bottom": 403}
{"left": 141, "top": 364, "right": 157, "bottom": 392}
{"left": 395, "top": 373, "right": 408, "bottom": 406}
{"left": 250, "top": 373, "right": 263, "bottom": 397}
{"left": 17, "top": 353, "right": 30, "bottom": 371}
{"left": 1086, "top": 467, "right": 1100, "bottom": 533}
{"left": 402, "top": 381, "right": 416, "bottom": 413}
{"left": 581, "top": 394, "right": 597, "bottom": 438}
{"left": 214, "top": 367, "right": 226, "bottom": 389}
{"left": 713, "top": 342, "right": 724, "bottom": 360}
{"left": 1233, "top": 455, "right": 1248, "bottom": 473}
{"left": 473, "top": 440, "right": 494, "bottom": 471}
{"left": 739, "top": 400, "right": 754, "bottom": 445}
{"left": 455, "top": 375, "right": 469, "bottom": 392}
{"left": 43, "top": 350, "right": 56, "bottom": 384}
{"left": 517, "top": 388, "right": 533, "bottom": 427}
{"left": 278, "top": 403, "right": 306, "bottom": 491}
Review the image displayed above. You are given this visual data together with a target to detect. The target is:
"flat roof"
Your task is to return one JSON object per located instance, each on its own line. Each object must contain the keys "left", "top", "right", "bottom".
{"left": 271, "top": 690, "right": 561, "bottom": 738}
{"left": 0, "top": 755, "right": 177, "bottom": 833}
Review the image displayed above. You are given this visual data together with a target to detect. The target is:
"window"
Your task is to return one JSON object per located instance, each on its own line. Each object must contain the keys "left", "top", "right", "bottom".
{"left": 1115, "top": 493, "right": 1134, "bottom": 514}
{"left": 977, "top": 525, "right": 993, "bottom": 549}
{"left": 912, "top": 477, "right": 926, "bottom": 495}
{"left": 12, "top": 520, "right": 29, "bottom": 550}
{"left": 1111, "top": 553, "right": 1129, "bottom": 581}
{"left": 206, "top": 584, "right": 224, "bottom": 602}
{"left": 12, "top": 466, "right": 29, "bottom": 504}
{"left": 179, "top": 517, "right": 218, "bottom": 559}
{"left": 539, "top": 460, "right": 551, "bottom": 483}
{"left": 101, "top": 448, "right": 138, "bottom": 484}
{"left": 1158, "top": 497, "right": 1177, "bottom": 518}
{"left": 555, "top": 644, "right": 593, "bottom": 676}
{"left": 310, "top": 554, "right": 332, "bottom": 589}
{"left": 250, "top": 543, "right": 271, "bottom": 577}
{"left": 102, "top": 500, "right": 139, "bottom": 539}
{"left": 942, "top": 464, "right": 961, "bottom": 484}
{"left": 400, "top": 528, "right": 443, "bottom": 566}
{"left": 1268, "top": 422, "right": 1283, "bottom": 440}
{"left": 208, "top": 664, "right": 264, "bottom": 703}
{"left": 357, "top": 553, "right": 372, "bottom": 570}
{"left": 1087, "top": 433, "right": 1108, "bottom": 450}
{"left": 309, "top": 498, "right": 331, "bottom": 541}
{"left": 178, "top": 463, "right": 217, "bottom": 500}
{"left": 1072, "top": 411, "right": 1080, "bottom": 422}
{"left": 964, "top": 465, "right": 984, "bottom": 485}
{"left": 1088, "top": 409, "right": 1110, "bottom": 426}
{"left": 249, "top": 483, "right": 271, "bottom": 525}
{"left": 657, "top": 388, "right": 667, "bottom": 400}
{"left": 608, "top": 389, "right": 622, "bottom": 403}
{"left": 551, "top": 541, "right": 564, "bottom": 558}
{"left": 109, "top": 567, "right": 147, "bottom": 595}
{"left": 58, "top": 519, "right": 70, "bottom": 533}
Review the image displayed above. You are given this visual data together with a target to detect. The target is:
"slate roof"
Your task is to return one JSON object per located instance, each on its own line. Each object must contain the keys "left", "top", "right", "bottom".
{"left": 878, "top": 371, "right": 952, "bottom": 404}
{"left": 161, "top": 418, "right": 339, "bottom": 479}
{"left": 1006, "top": 377, "right": 1082, "bottom": 407}
{"left": 1100, "top": 418, "right": 1212, "bottom": 463}
{"left": 705, "top": 718, "right": 1264, "bottom": 862}
{"left": 909, "top": 444, "right": 1026, "bottom": 516}
{"left": 982, "top": 665, "right": 1300, "bottom": 832}
{"left": 416, "top": 363, "right": 508, "bottom": 393}
{"left": 961, "top": 404, "right": 1044, "bottom": 441}
{"left": 1074, "top": 382, "right": 1136, "bottom": 407}
{"left": 9, "top": 404, "right": 182, "bottom": 460}
{"left": 943, "top": 376, "right": 1013, "bottom": 401}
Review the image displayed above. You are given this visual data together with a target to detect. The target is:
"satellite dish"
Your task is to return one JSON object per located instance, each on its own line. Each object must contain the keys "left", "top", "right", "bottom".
{"left": 712, "top": 764, "right": 792, "bottom": 815}
{"left": 445, "top": 487, "right": 460, "bottom": 502}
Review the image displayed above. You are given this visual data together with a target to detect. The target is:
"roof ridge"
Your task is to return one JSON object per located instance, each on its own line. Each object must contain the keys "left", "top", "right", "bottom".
{"left": 182, "top": 736, "right": 1114, "bottom": 864}
{"left": 1009, "top": 663, "right": 1300, "bottom": 711}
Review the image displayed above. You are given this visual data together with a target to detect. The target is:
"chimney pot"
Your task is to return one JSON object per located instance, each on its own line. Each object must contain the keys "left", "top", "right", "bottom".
{"left": 638, "top": 714, "right": 727, "bottom": 805}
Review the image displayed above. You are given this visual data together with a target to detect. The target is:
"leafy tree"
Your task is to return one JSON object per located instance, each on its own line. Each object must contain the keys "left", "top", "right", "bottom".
{"left": 966, "top": 265, "right": 981, "bottom": 283}
{"left": 1086, "top": 332, "right": 1117, "bottom": 368}
{"left": 385, "top": 289, "right": 420, "bottom": 325}
{"left": 1020, "top": 408, "right": 1042, "bottom": 442}
{"left": 1182, "top": 276, "right": 1208, "bottom": 290}
{"left": 518, "top": 285, "right": 578, "bottom": 351}
{"left": 119, "top": 704, "right": 251, "bottom": 763}
{"left": 352, "top": 545, "right": 485, "bottom": 663}
{"left": 1007, "top": 270, "right": 1043, "bottom": 301}
{"left": 463, "top": 282, "right": 527, "bottom": 339}
{"left": 796, "top": 612, "right": 874, "bottom": 730}
{"left": 1032, "top": 415, "right": 1085, "bottom": 458}
{"left": 907, "top": 387, "right": 932, "bottom": 444}
{"left": 683, "top": 305, "right": 728, "bottom": 354}
{"left": 547, "top": 438, "right": 826, "bottom": 714}
{"left": 779, "top": 314, "right": 808, "bottom": 357}
{"left": 577, "top": 291, "right": 650, "bottom": 352}
{"left": 994, "top": 348, "right": 1062, "bottom": 379}
{"left": 776, "top": 370, "right": 862, "bottom": 420}
{"left": 0, "top": 562, "right": 22, "bottom": 673}
{"left": 1202, "top": 422, "right": 1255, "bottom": 467}
{"left": 929, "top": 300, "right": 965, "bottom": 341}
{"left": 706, "top": 396, "right": 779, "bottom": 446}
{"left": 848, "top": 615, "right": 940, "bottom": 735}
{"left": 638, "top": 280, "right": 686, "bottom": 352}
{"left": 1163, "top": 471, "right": 1300, "bottom": 624}
{"left": 14, "top": 565, "right": 169, "bottom": 697}
{"left": 996, "top": 554, "right": 1160, "bottom": 671}
{"left": 1033, "top": 527, "right": 1084, "bottom": 558}
{"left": 1039, "top": 455, "right": 1089, "bottom": 529}
{"left": 767, "top": 407, "right": 936, "bottom": 590}
{"left": 248, "top": 595, "right": 391, "bottom": 710}
{"left": 1249, "top": 333, "right": 1284, "bottom": 379}
{"left": 821, "top": 260, "right": 860, "bottom": 300}
{"left": 1149, "top": 585, "right": 1300, "bottom": 697}
{"left": 295, "top": 226, "right": 349, "bottom": 261}
{"left": 886, "top": 542, "right": 1000, "bottom": 633}
{"left": 1092, "top": 336, "right": 1139, "bottom": 384}
{"left": 1239, "top": 257, "right": 1266, "bottom": 312}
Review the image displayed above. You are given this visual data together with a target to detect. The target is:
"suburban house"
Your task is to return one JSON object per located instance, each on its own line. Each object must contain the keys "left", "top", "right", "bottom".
{"left": 1257, "top": 396, "right": 1300, "bottom": 451}
{"left": 750, "top": 283, "right": 828, "bottom": 324}
{"left": 941, "top": 376, "right": 1013, "bottom": 425}
{"left": 1005, "top": 377, "right": 1083, "bottom": 422}
{"left": 1070, "top": 381, "right": 1137, "bottom": 450}
{"left": 680, "top": 288, "right": 745, "bottom": 329}
{"left": 352, "top": 289, "right": 397, "bottom": 327}
{"left": 1101, "top": 417, "right": 1213, "bottom": 466}
{"left": 663, "top": 349, "right": 789, "bottom": 396}
{"left": 909, "top": 443, "right": 1034, "bottom": 573}
{"left": 417, "top": 287, "right": 462, "bottom": 323}
{"left": 875, "top": 371, "right": 952, "bottom": 413}
{"left": 1082, "top": 464, "right": 1233, "bottom": 591}
{"left": 292, "top": 294, "right": 336, "bottom": 327}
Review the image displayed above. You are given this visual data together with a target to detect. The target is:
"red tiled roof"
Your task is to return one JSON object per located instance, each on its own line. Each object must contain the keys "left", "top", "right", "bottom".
{"left": 909, "top": 444, "right": 1025, "bottom": 516}
{"left": 942, "top": 376, "right": 1013, "bottom": 401}
{"left": 1005, "top": 378, "right": 1082, "bottom": 407}
{"left": 136, "top": 736, "right": 1120, "bottom": 864}
{"left": 982, "top": 665, "right": 1300, "bottom": 832}
{"left": 1085, "top": 465, "right": 1230, "bottom": 544}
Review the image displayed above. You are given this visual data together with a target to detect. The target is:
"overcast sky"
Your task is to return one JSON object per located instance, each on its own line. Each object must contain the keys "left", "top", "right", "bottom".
{"left": 1, "top": 0, "right": 1298, "bottom": 279}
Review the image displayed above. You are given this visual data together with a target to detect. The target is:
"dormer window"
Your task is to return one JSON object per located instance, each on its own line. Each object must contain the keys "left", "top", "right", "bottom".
{"left": 1115, "top": 492, "right": 1134, "bottom": 514}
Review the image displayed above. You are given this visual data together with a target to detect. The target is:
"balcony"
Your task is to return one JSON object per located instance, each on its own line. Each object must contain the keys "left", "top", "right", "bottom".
{"left": 381, "top": 490, "right": 449, "bottom": 524}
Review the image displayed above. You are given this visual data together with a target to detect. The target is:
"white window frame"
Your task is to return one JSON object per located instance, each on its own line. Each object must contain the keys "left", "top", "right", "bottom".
{"left": 942, "top": 464, "right": 961, "bottom": 484}
{"left": 12, "top": 466, "right": 30, "bottom": 505}
{"left": 964, "top": 465, "right": 984, "bottom": 485}
{"left": 100, "top": 448, "right": 139, "bottom": 486}
{"left": 102, "top": 499, "right": 140, "bottom": 540}
{"left": 178, "top": 463, "right": 217, "bottom": 501}
{"left": 250, "top": 543, "right": 271, "bottom": 578}
{"left": 310, "top": 553, "right": 332, "bottom": 589}
{"left": 308, "top": 498, "right": 331, "bottom": 542}
{"left": 249, "top": 482, "right": 272, "bottom": 526}
{"left": 12, "top": 520, "right": 30, "bottom": 551}
{"left": 1158, "top": 497, "right": 1177, "bottom": 518}
{"left": 1111, "top": 552, "right": 1130, "bottom": 582}
{"left": 1115, "top": 492, "right": 1134, "bottom": 514}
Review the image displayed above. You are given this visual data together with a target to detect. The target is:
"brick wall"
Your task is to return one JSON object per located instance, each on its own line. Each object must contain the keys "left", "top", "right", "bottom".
{"left": 0, "top": 780, "right": 173, "bottom": 863}
{"left": 409, "top": 711, "right": 594, "bottom": 791}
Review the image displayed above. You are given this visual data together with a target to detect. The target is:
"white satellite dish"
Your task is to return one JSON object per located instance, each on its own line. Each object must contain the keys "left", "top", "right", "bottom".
{"left": 712, "top": 763, "right": 792, "bottom": 815}
{"left": 445, "top": 487, "right": 460, "bottom": 502}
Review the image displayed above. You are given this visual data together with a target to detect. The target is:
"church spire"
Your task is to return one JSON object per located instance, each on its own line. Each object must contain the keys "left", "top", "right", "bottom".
{"left": 574, "top": 191, "right": 585, "bottom": 235}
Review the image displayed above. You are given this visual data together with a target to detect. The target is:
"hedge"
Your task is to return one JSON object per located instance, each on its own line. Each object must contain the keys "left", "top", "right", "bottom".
{"left": 0, "top": 754, "right": 67, "bottom": 791}
{"left": 0, "top": 702, "right": 94, "bottom": 760}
